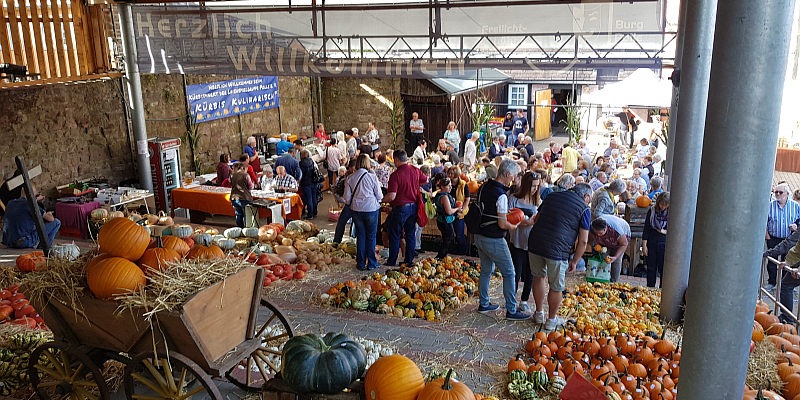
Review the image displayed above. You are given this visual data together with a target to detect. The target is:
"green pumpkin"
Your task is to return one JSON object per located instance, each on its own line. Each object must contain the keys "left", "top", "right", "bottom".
{"left": 546, "top": 376, "right": 566, "bottom": 395}
{"left": 528, "top": 370, "right": 548, "bottom": 390}
{"left": 519, "top": 387, "right": 539, "bottom": 400}
{"left": 281, "top": 333, "right": 367, "bottom": 394}
{"left": 509, "top": 369, "right": 528, "bottom": 384}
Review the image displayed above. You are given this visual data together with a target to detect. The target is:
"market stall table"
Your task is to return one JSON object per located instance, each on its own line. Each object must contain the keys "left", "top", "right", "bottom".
{"left": 170, "top": 185, "right": 303, "bottom": 223}
{"left": 776, "top": 147, "right": 800, "bottom": 173}
{"left": 55, "top": 201, "right": 101, "bottom": 239}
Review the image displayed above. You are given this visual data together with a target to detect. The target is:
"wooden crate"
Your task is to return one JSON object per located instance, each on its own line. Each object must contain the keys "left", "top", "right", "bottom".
{"left": 262, "top": 378, "right": 365, "bottom": 400}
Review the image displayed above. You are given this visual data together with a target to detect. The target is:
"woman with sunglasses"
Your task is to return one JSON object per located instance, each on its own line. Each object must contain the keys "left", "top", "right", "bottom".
{"left": 507, "top": 172, "right": 541, "bottom": 312}
{"left": 433, "top": 178, "right": 463, "bottom": 260}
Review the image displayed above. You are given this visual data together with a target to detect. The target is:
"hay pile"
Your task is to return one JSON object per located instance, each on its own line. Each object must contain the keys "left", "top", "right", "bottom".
{"left": 115, "top": 258, "right": 250, "bottom": 319}
{"left": 18, "top": 251, "right": 94, "bottom": 311}
{"left": 747, "top": 339, "right": 783, "bottom": 393}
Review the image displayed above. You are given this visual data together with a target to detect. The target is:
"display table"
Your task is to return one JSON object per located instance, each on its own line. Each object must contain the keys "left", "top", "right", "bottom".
{"left": 776, "top": 148, "right": 800, "bottom": 173}
{"left": 55, "top": 201, "right": 101, "bottom": 239}
{"left": 170, "top": 185, "right": 303, "bottom": 223}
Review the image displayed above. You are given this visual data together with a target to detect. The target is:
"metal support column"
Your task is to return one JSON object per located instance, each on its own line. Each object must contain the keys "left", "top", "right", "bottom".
{"left": 659, "top": 0, "right": 717, "bottom": 323}
{"left": 663, "top": 0, "right": 687, "bottom": 187}
{"left": 118, "top": 3, "right": 153, "bottom": 191}
{"left": 680, "top": 0, "right": 796, "bottom": 397}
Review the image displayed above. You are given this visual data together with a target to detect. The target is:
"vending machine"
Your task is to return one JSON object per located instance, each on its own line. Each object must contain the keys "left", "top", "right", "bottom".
{"left": 148, "top": 137, "right": 182, "bottom": 213}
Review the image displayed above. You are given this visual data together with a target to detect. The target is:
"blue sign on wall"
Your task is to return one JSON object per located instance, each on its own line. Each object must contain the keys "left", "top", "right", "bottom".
{"left": 186, "top": 76, "right": 279, "bottom": 122}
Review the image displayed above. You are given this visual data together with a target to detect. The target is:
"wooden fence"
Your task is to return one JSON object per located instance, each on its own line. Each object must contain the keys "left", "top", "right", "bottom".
{"left": 0, "top": 0, "right": 117, "bottom": 84}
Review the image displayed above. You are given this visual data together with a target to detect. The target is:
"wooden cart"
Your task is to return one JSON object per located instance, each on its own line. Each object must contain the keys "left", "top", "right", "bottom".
{"left": 25, "top": 267, "right": 295, "bottom": 400}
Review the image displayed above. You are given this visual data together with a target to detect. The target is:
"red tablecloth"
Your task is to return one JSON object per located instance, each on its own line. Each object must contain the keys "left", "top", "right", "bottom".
{"left": 170, "top": 186, "right": 303, "bottom": 220}
{"left": 55, "top": 201, "right": 101, "bottom": 239}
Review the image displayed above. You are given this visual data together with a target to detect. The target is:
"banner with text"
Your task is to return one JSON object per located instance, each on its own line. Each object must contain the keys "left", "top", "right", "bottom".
{"left": 186, "top": 76, "right": 279, "bottom": 123}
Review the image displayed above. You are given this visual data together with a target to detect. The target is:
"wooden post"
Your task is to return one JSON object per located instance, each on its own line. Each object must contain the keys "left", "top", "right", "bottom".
{"left": 14, "top": 156, "right": 51, "bottom": 255}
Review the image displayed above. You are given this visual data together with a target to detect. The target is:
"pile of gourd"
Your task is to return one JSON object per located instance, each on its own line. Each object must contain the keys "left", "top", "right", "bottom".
{"left": 83, "top": 218, "right": 233, "bottom": 300}
{"left": 0, "top": 332, "right": 52, "bottom": 395}
{"left": 558, "top": 282, "right": 663, "bottom": 337}
{"left": 320, "top": 257, "right": 482, "bottom": 321}
{"left": 753, "top": 299, "right": 800, "bottom": 400}
{"left": 515, "top": 327, "right": 679, "bottom": 400}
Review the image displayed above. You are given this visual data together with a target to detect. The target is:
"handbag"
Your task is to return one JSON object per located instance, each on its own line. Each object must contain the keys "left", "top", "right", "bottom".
{"left": 416, "top": 192, "right": 429, "bottom": 228}
{"left": 312, "top": 164, "right": 326, "bottom": 184}
{"left": 464, "top": 185, "right": 499, "bottom": 232}
{"left": 322, "top": 147, "right": 330, "bottom": 170}
{"left": 586, "top": 256, "right": 611, "bottom": 283}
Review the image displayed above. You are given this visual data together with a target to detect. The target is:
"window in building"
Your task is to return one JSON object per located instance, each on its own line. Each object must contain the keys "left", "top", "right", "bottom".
{"left": 508, "top": 85, "right": 528, "bottom": 109}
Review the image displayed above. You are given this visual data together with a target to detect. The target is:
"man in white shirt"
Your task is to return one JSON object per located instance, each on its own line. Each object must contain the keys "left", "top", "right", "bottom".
{"left": 464, "top": 133, "right": 478, "bottom": 170}
{"left": 366, "top": 122, "right": 380, "bottom": 152}
{"left": 409, "top": 112, "right": 425, "bottom": 153}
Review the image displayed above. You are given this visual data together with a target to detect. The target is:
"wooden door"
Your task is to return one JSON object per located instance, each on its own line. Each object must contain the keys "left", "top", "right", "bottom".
{"left": 534, "top": 89, "right": 552, "bottom": 141}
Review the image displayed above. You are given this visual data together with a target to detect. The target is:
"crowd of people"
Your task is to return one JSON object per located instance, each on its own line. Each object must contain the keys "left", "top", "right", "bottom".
{"left": 212, "top": 117, "right": 672, "bottom": 331}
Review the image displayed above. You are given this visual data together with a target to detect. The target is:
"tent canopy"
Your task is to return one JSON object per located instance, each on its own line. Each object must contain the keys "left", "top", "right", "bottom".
{"left": 582, "top": 68, "right": 672, "bottom": 108}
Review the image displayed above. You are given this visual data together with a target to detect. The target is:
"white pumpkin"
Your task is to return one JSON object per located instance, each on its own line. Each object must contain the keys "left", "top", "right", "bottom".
{"left": 242, "top": 227, "right": 259, "bottom": 238}
{"left": 90, "top": 209, "right": 108, "bottom": 220}
{"left": 127, "top": 213, "right": 142, "bottom": 222}
{"left": 157, "top": 212, "right": 174, "bottom": 226}
{"left": 109, "top": 211, "right": 125, "bottom": 219}
{"left": 224, "top": 227, "right": 242, "bottom": 238}
{"left": 193, "top": 232, "right": 212, "bottom": 246}
{"left": 51, "top": 242, "right": 80, "bottom": 260}
{"left": 216, "top": 238, "right": 236, "bottom": 250}
{"left": 172, "top": 225, "right": 193, "bottom": 238}
{"left": 260, "top": 244, "right": 273, "bottom": 254}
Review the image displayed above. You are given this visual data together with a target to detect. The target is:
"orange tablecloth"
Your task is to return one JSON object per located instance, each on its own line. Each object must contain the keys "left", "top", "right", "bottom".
{"left": 776, "top": 148, "right": 800, "bottom": 173}
{"left": 171, "top": 186, "right": 303, "bottom": 220}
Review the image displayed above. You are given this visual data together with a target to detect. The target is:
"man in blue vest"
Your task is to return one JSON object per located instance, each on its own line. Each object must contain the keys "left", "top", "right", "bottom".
{"left": 474, "top": 159, "right": 529, "bottom": 321}
{"left": 528, "top": 182, "right": 593, "bottom": 331}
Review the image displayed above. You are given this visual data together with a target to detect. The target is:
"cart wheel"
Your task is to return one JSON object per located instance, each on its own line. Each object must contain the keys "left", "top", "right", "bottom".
{"left": 124, "top": 351, "right": 221, "bottom": 400}
{"left": 225, "top": 299, "right": 295, "bottom": 391}
{"left": 28, "top": 341, "right": 110, "bottom": 400}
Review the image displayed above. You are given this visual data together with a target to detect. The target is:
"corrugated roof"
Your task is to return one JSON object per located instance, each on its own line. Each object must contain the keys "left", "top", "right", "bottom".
{"left": 429, "top": 68, "right": 510, "bottom": 94}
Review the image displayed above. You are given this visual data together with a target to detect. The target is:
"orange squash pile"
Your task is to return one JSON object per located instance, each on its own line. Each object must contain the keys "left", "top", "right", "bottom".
{"left": 754, "top": 299, "right": 800, "bottom": 400}
{"left": 520, "top": 328, "right": 679, "bottom": 399}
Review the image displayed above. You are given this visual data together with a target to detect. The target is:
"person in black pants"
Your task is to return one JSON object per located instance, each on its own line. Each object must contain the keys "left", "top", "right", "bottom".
{"left": 433, "top": 178, "right": 462, "bottom": 260}
{"left": 642, "top": 192, "right": 669, "bottom": 287}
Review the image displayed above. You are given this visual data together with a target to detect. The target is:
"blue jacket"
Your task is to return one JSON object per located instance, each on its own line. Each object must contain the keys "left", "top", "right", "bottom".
{"left": 276, "top": 140, "right": 293, "bottom": 155}
{"left": 275, "top": 154, "right": 302, "bottom": 181}
{"left": 528, "top": 190, "right": 589, "bottom": 260}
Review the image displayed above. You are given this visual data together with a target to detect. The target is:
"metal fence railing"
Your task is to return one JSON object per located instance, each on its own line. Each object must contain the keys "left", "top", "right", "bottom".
{"left": 760, "top": 255, "right": 800, "bottom": 329}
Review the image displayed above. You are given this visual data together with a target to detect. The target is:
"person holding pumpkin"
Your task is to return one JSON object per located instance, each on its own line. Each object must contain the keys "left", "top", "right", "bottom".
{"left": 642, "top": 191, "right": 669, "bottom": 288}
{"left": 507, "top": 171, "right": 541, "bottom": 312}
{"left": 343, "top": 154, "right": 383, "bottom": 271}
{"left": 2, "top": 186, "right": 61, "bottom": 249}
{"left": 447, "top": 167, "right": 470, "bottom": 255}
{"left": 229, "top": 162, "right": 253, "bottom": 228}
{"left": 473, "top": 159, "right": 529, "bottom": 321}
{"left": 589, "top": 215, "right": 631, "bottom": 283}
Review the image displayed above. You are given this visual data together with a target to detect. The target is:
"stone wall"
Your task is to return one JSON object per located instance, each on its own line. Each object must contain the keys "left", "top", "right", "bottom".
{"left": 0, "top": 78, "right": 134, "bottom": 200}
{"left": 141, "top": 74, "right": 314, "bottom": 174}
{"left": 320, "top": 77, "right": 405, "bottom": 151}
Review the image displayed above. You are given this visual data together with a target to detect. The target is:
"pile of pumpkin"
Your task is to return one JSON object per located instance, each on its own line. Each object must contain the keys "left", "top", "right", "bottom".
{"left": 753, "top": 300, "right": 800, "bottom": 400}
{"left": 279, "top": 332, "right": 478, "bottom": 400}
{"left": 0, "top": 331, "right": 52, "bottom": 396}
{"left": 320, "top": 257, "right": 482, "bottom": 321}
{"left": 0, "top": 283, "right": 46, "bottom": 330}
{"left": 89, "top": 209, "right": 176, "bottom": 235}
{"left": 558, "top": 282, "right": 663, "bottom": 337}
{"left": 85, "top": 218, "right": 234, "bottom": 299}
{"left": 513, "top": 327, "right": 679, "bottom": 399}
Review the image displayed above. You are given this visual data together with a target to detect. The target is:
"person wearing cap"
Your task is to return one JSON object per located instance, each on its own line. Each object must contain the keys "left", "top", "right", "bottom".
{"left": 464, "top": 133, "right": 479, "bottom": 170}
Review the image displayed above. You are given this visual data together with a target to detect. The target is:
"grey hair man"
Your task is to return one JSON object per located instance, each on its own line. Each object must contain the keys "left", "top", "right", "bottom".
{"left": 245, "top": 136, "right": 261, "bottom": 172}
{"left": 528, "top": 182, "right": 593, "bottom": 331}
{"left": 474, "top": 159, "right": 528, "bottom": 321}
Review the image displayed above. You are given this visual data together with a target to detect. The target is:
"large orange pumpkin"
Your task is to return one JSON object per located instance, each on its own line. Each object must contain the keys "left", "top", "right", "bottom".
{"left": 635, "top": 196, "right": 652, "bottom": 208}
{"left": 86, "top": 253, "right": 114, "bottom": 275}
{"left": 16, "top": 251, "right": 46, "bottom": 272}
{"left": 186, "top": 244, "right": 225, "bottom": 260}
{"left": 467, "top": 180, "right": 480, "bottom": 194}
{"left": 506, "top": 208, "right": 525, "bottom": 225}
{"left": 364, "top": 355, "right": 424, "bottom": 400}
{"left": 98, "top": 218, "right": 150, "bottom": 261}
{"left": 138, "top": 237, "right": 179, "bottom": 275}
{"left": 756, "top": 312, "right": 781, "bottom": 333}
{"left": 162, "top": 235, "right": 191, "bottom": 257}
{"left": 87, "top": 257, "right": 147, "bottom": 299}
{"left": 417, "top": 370, "right": 473, "bottom": 400}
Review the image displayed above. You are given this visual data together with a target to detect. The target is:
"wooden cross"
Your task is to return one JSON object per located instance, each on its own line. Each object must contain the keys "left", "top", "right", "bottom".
{"left": 8, "top": 156, "right": 50, "bottom": 255}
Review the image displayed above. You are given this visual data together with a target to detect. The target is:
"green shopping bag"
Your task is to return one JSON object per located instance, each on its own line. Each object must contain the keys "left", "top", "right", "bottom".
{"left": 586, "top": 256, "right": 611, "bottom": 283}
